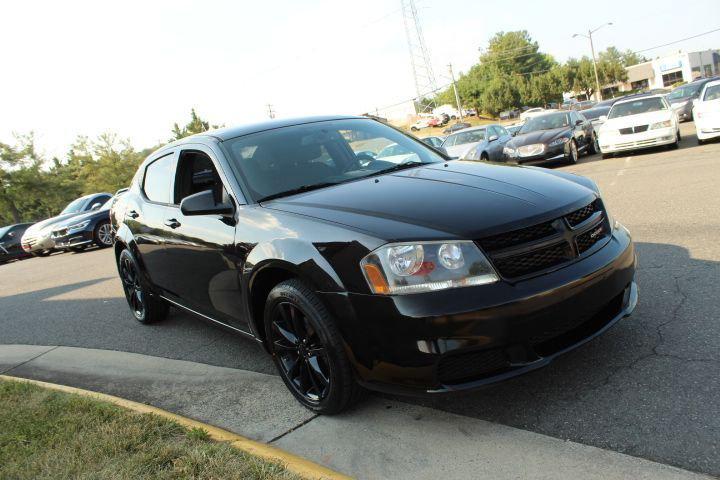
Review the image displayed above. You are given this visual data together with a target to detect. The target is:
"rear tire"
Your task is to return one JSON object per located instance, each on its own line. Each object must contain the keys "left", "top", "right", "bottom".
{"left": 588, "top": 134, "right": 598, "bottom": 155}
{"left": 697, "top": 137, "right": 705, "bottom": 145}
{"left": 118, "top": 249, "right": 168, "bottom": 324}
{"left": 264, "top": 279, "right": 363, "bottom": 414}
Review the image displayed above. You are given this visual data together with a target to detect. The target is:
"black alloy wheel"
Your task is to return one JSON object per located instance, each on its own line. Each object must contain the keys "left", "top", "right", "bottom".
{"left": 118, "top": 249, "right": 167, "bottom": 324}
{"left": 264, "top": 279, "right": 363, "bottom": 414}
{"left": 270, "top": 301, "right": 331, "bottom": 403}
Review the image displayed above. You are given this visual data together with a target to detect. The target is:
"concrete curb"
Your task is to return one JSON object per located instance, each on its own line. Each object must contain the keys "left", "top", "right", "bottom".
{"left": 0, "top": 374, "right": 351, "bottom": 480}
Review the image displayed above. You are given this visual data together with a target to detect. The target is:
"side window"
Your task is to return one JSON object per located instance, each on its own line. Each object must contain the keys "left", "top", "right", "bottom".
{"left": 89, "top": 195, "right": 111, "bottom": 209}
{"left": 143, "top": 154, "right": 176, "bottom": 203}
{"left": 174, "top": 150, "right": 228, "bottom": 205}
{"left": 444, "top": 135, "right": 456, "bottom": 147}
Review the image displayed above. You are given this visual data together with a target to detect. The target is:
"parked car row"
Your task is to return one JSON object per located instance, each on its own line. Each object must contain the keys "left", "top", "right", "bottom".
{"left": 0, "top": 189, "right": 127, "bottom": 265}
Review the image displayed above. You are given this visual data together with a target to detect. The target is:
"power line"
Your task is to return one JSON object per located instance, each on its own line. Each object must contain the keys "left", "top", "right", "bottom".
{"left": 631, "top": 27, "right": 720, "bottom": 55}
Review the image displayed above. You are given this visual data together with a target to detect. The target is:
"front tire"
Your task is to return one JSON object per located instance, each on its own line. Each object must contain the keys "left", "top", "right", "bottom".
{"left": 265, "top": 279, "right": 362, "bottom": 414}
{"left": 669, "top": 130, "right": 680, "bottom": 149}
{"left": 588, "top": 133, "right": 598, "bottom": 155}
{"left": 118, "top": 249, "right": 168, "bottom": 324}
{"left": 94, "top": 221, "right": 114, "bottom": 248}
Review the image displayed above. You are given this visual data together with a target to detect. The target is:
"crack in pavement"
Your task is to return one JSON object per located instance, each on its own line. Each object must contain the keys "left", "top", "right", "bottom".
{"left": 0, "top": 346, "right": 60, "bottom": 375}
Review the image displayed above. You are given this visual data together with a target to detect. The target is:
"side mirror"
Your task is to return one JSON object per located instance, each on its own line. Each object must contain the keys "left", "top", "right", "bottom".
{"left": 7, "top": 231, "right": 15, "bottom": 238}
{"left": 692, "top": 99, "right": 698, "bottom": 107}
{"left": 488, "top": 135, "right": 499, "bottom": 142}
{"left": 575, "top": 119, "right": 584, "bottom": 126}
{"left": 180, "top": 190, "right": 234, "bottom": 216}
{"left": 599, "top": 116, "right": 607, "bottom": 123}
{"left": 90, "top": 203, "right": 102, "bottom": 211}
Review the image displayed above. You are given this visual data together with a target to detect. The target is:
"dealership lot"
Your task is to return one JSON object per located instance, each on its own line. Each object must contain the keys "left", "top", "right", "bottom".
{"left": 1, "top": 122, "right": 718, "bottom": 476}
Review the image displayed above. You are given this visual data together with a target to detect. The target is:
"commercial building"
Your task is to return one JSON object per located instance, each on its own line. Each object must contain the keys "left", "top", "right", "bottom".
{"left": 602, "top": 49, "right": 720, "bottom": 96}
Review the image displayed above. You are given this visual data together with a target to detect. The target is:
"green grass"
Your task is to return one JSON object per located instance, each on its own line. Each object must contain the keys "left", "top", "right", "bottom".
{"left": 0, "top": 380, "right": 302, "bottom": 480}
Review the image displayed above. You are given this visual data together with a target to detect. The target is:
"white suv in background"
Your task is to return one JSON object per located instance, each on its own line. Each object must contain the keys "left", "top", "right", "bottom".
{"left": 694, "top": 79, "right": 720, "bottom": 144}
{"left": 597, "top": 94, "right": 679, "bottom": 158}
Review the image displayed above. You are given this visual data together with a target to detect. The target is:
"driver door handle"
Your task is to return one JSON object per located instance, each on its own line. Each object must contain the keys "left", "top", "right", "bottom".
{"left": 164, "top": 218, "right": 181, "bottom": 229}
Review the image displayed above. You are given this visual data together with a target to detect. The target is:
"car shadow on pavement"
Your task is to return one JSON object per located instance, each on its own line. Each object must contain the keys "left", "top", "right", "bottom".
{"left": 392, "top": 241, "right": 720, "bottom": 477}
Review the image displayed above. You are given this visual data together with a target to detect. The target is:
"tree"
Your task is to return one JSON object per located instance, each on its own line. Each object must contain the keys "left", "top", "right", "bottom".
{"left": 598, "top": 47, "right": 629, "bottom": 86}
{"left": 622, "top": 49, "right": 647, "bottom": 67}
{"left": 171, "top": 108, "right": 220, "bottom": 141}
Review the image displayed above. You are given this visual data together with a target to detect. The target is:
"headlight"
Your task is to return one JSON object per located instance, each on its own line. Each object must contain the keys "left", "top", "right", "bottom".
{"left": 650, "top": 120, "right": 672, "bottom": 129}
{"left": 360, "top": 241, "right": 498, "bottom": 295}
{"left": 548, "top": 137, "right": 569, "bottom": 147}
{"left": 503, "top": 146, "right": 516, "bottom": 156}
{"left": 67, "top": 220, "right": 90, "bottom": 231}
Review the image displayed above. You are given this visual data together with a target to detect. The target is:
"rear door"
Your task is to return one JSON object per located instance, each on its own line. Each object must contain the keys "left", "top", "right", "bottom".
{"left": 128, "top": 150, "right": 179, "bottom": 292}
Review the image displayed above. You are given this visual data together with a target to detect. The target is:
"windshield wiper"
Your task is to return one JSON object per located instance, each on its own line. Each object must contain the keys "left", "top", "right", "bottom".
{"left": 257, "top": 182, "right": 342, "bottom": 203}
{"left": 366, "top": 160, "right": 428, "bottom": 178}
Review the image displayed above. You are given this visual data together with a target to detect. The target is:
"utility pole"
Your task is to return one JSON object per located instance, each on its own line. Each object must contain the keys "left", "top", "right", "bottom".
{"left": 448, "top": 63, "right": 463, "bottom": 121}
{"left": 573, "top": 22, "right": 612, "bottom": 102}
{"left": 266, "top": 104, "right": 276, "bottom": 119}
{"left": 401, "top": 0, "right": 438, "bottom": 113}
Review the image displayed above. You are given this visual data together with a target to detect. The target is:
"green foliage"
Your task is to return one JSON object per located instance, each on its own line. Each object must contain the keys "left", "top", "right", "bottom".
{"left": 171, "top": 108, "right": 221, "bottom": 141}
{"left": 433, "top": 31, "right": 633, "bottom": 114}
{"left": 0, "top": 110, "right": 213, "bottom": 226}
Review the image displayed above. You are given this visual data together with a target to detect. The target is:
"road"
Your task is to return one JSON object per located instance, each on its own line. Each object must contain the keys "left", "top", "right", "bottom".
{"left": 1, "top": 122, "right": 718, "bottom": 476}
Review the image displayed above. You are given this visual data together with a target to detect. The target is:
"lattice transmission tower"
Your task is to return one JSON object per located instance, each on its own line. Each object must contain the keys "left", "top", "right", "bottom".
{"left": 401, "top": 0, "right": 437, "bottom": 112}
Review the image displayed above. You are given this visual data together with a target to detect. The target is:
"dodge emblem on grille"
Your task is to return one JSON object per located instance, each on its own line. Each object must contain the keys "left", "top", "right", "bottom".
{"left": 589, "top": 226, "right": 603, "bottom": 239}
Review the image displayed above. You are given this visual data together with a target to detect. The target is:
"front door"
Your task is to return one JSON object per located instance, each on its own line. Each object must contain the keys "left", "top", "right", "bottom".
{"left": 161, "top": 145, "right": 247, "bottom": 330}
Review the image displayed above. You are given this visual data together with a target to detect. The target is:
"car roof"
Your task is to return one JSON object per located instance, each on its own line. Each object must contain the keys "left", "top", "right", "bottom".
{"left": 170, "top": 115, "right": 365, "bottom": 145}
{"left": 611, "top": 93, "right": 666, "bottom": 106}
{"left": 704, "top": 79, "right": 720, "bottom": 88}
{"left": 447, "top": 125, "right": 487, "bottom": 136}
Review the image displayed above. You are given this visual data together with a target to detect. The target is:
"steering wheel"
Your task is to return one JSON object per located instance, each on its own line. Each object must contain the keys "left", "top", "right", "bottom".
{"left": 355, "top": 152, "right": 377, "bottom": 168}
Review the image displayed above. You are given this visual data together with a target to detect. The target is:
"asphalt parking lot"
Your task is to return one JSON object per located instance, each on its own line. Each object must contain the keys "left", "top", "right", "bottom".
{"left": 1, "top": 122, "right": 718, "bottom": 476}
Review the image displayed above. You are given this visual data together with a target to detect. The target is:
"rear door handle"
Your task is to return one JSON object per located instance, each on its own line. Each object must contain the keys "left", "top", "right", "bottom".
{"left": 164, "top": 218, "right": 181, "bottom": 229}
{"left": 127, "top": 210, "right": 139, "bottom": 219}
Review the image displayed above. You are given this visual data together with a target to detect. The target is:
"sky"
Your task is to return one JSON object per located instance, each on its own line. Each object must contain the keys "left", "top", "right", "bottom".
{"left": 2, "top": 0, "right": 719, "bottom": 159}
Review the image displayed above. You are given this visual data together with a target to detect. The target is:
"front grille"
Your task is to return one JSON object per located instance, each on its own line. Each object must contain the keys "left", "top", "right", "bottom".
{"left": 565, "top": 199, "right": 599, "bottom": 227}
{"left": 619, "top": 125, "right": 649, "bottom": 135}
{"left": 493, "top": 242, "right": 572, "bottom": 278}
{"left": 437, "top": 349, "right": 508, "bottom": 384}
{"left": 576, "top": 222, "right": 608, "bottom": 254}
{"left": 478, "top": 221, "right": 556, "bottom": 251}
{"left": 477, "top": 199, "right": 608, "bottom": 279}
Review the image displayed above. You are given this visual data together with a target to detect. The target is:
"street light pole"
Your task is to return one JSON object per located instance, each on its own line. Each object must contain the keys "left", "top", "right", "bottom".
{"left": 573, "top": 22, "right": 612, "bottom": 102}
{"left": 588, "top": 30, "right": 602, "bottom": 102}
{"left": 448, "top": 63, "right": 464, "bottom": 122}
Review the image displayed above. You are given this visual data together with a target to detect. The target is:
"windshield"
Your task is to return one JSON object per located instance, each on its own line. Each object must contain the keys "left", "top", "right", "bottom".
{"left": 608, "top": 97, "right": 667, "bottom": 119}
{"left": 667, "top": 83, "right": 701, "bottom": 100}
{"left": 60, "top": 197, "right": 87, "bottom": 215}
{"left": 583, "top": 107, "right": 610, "bottom": 121}
{"left": 704, "top": 84, "right": 720, "bottom": 101}
{"left": 0, "top": 226, "right": 11, "bottom": 239}
{"left": 451, "top": 129, "right": 485, "bottom": 145}
{"left": 223, "top": 119, "right": 445, "bottom": 202}
{"left": 519, "top": 113, "right": 570, "bottom": 134}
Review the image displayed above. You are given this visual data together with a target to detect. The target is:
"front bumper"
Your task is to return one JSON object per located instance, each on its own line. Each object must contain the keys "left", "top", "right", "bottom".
{"left": 695, "top": 117, "right": 720, "bottom": 140}
{"left": 504, "top": 143, "right": 566, "bottom": 164}
{"left": 600, "top": 127, "right": 675, "bottom": 154}
{"left": 52, "top": 229, "right": 94, "bottom": 250}
{"left": 21, "top": 235, "right": 55, "bottom": 253}
{"left": 323, "top": 224, "right": 637, "bottom": 395}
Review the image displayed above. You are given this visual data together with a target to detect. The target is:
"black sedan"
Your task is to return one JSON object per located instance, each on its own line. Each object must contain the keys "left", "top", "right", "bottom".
{"left": 51, "top": 198, "right": 117, "bottom": 251}
{"left": 112, "top": 115, "right": 637, "bottom": 414}
{"left": 0, "top": 223, "right": 34, "bottom": 264}
{"left": 502, "top": 110, "right": 597, "bottom": 165}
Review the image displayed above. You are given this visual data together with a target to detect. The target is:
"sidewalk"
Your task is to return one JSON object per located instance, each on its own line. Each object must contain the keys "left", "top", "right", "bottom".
{"left": 0, "top": 344, "right": 712, "bottom": 480}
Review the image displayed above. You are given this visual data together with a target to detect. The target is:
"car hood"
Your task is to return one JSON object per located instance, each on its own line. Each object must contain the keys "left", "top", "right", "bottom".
{"left": 22, "top": 211, "right": 91, "bottom": 236}
{"left": 601, "top": 110, "right": 673, "bottom": 130}
{"left": 506, "top": 127, "right": 568, "bottom": 148}
{"left": 668, "top": 96, "right": 692, "bottom": 104}
{"left": 52, "top": 208, "right": 109, "bottom": 230}
{"left": 263, "top": 161, "right": 597, "bottom": 241}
